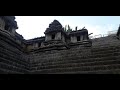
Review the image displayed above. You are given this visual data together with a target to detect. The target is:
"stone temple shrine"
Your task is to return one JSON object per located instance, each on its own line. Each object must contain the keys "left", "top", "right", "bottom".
{"left": 0, "top": 16, "right": 120, "bottom": 74}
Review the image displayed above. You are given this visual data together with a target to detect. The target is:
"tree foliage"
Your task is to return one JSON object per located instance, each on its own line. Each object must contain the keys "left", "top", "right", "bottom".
{"left": 64, "top": 25, "right": 72, "bottom": 32}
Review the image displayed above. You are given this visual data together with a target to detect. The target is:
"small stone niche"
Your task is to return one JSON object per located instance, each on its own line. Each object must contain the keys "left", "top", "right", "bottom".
{"left": 38, "top": 42, "right": 41, "bottom": 47}
{"left": 77, "top": 36, "right": 80, "bottom": 41}
{"left": 52, "top": 34, "right": 55, "bottom": 40}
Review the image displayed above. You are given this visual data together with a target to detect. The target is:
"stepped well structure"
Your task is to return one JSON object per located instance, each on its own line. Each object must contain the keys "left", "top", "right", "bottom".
{"left": 0, "top": 16, "right": 120, "bottom": 74}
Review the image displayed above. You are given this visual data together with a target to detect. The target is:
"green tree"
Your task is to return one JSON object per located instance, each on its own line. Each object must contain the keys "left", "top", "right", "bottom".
{"left": 64, "top": 24, "right": 72, "bottom": 32}
{"left": 64, "top": 25, "right": 67, "bottom": 32}
{"left": 67, "top": 24, "right": 72, "bottom": 32}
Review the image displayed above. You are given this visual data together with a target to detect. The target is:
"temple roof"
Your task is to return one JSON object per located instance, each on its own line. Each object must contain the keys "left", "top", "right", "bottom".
{"left": 69, "top": 28, "right": 88, "bottom": 36}
{"left": 26, "top": 37, "right": 45, "bottom": 44}
{"left": 44, "top": 20, "right": 64, "bottom": 34}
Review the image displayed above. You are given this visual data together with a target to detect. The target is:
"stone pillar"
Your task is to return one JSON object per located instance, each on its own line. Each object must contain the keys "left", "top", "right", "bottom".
{"left": 71, "top": 36, "right": 77, "bottom": 43}
{"left": 41, "top": 42, "right": 45, "bottom": 47}
{"left": 0, "top": 18, "right": 5, "bottom": 30}
{"left": 80, "top": 35, "right": 83, "bottom": 41}
{"left": 55, "top": 32, "right": 61, "bottom": 40}
{"left": 45, "top": 34, "right": 51, "bottom": 41}
{"left": 83, "top": 34, "right": 87, "bottom": 40}
{"left": 61, "top": 34, "right": 65, "bottom": 42}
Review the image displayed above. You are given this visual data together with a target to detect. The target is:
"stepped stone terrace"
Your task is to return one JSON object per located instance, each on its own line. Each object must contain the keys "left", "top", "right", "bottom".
{"left": 0, "top": 16, "right": 120, "bottom": 74}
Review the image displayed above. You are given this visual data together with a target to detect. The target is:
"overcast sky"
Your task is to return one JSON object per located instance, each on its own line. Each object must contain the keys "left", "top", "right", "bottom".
{"left": 15, "top": 16, "right": 120, "bottom": 40}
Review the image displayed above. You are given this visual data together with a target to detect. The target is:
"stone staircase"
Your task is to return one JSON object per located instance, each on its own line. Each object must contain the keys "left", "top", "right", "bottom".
{"left": 0, "top": 48, "right": 29, "bottom": 74}
{"left": 0, "top": 32, "right": 30, "bottom": 74}
{"left": 29, "top": 40, "right": 120, "bottom": 74}
{"left": 0, "top": 30, "right": 120, "bottom": 74}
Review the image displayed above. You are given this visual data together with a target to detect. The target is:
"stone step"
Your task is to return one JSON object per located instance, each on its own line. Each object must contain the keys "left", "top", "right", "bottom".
{"left": 41, "top": 55, "right": 120, "bottom": 66}
{"left": 0, "top": 40, "right": 23, "bottom": 55}
{"left": 40, "top": 69, "right": 120, "bottom": 74}
{"left": 30, "top": 55, "right": 118, "bottom": 67}
{"left": 90, "top": 52, "right": 120, "bottom": 58}
{"left": 0, "top": 57, "right": 30, "bottom": 70}
{"left": 0, "top": 61, "right": 29, "bottom": 73}
{"left": 31, "top": 64, "right": 120, "bottom": 74}
{"left": 30, "top": 47, "right": 91, "bottom": 57}
{"left": 0, "top": 46, "right": 28, "bottom": 62}
{"left": 31, "top": 59, "right": 120, "bottom": 70}
{"left": 31, "top": 51, "right": 120, "bottom": 65}
{"left": 0, "top": 55, "right": 29, "bottom": 69}
{"left": 30, "top": 46, "right": 120, "bottom": 64}
{"left": 0, "top": 48, "right": 22, "bottom": 58}
{"left": 92, "top": 52, "right": 120, "bottom": 56}
{"left": 0, "top": 68, "right": 23, "bottom": 74}
{"left": 92, "top": 48, "right": 120, "bottom": 54}
{"left": 92, "top": 46, "right": 120, "bottom": 52}
{"left": 92, "top": 50, "right": 120, "bottom": 55}
{"left": 0, "top": 34, "right": 23, "bottom": 52}
{"left": 32, "top": 51, "right": 119, "bottom": 64}
{"left": 0, "top": 51, "right": 29, "bottom": 67}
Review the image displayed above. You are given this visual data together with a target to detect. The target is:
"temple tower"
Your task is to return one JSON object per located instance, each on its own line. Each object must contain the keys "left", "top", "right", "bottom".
{"left": 0, "top": 16, "right": 18, "bottom": 35}
{"left": 43, "top": 20, "right": 67, "bottom": 47}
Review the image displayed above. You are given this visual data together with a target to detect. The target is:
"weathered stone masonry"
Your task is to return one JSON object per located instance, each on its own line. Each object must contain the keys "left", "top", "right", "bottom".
{"left": 0, "top": 16, "right": 120, "bottom": 74}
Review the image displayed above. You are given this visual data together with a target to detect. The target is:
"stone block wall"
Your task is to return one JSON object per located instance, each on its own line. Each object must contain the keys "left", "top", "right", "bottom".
{"left": 0, "top": 18, "right": 5, "bottom": 30}
{"left": 28, "top": 35, "right": 120, "bottom": 74}
{"left": 29, "top": 44, "right": 120, "bottom": 74}
{"left": 0, "top": 30, "right": 29, "bottom": 74}
{"left": 0, "top": 30, "right": 120, "bottom": 74}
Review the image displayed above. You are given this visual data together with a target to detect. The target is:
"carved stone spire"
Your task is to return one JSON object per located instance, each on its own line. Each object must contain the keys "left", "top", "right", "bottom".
{"left": 44, "top": 19, "right": 63, "bottom": 34}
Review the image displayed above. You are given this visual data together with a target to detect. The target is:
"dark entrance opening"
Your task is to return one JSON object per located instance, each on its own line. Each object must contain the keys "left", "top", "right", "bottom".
{"left": 52, "top": 34, "right": 55, "bottom": 40}
{"left": 77, "top": 36, "right": 80, "bottom": 41}
{"left": 38, "top": 42, "right": 41, "bottom": 47}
